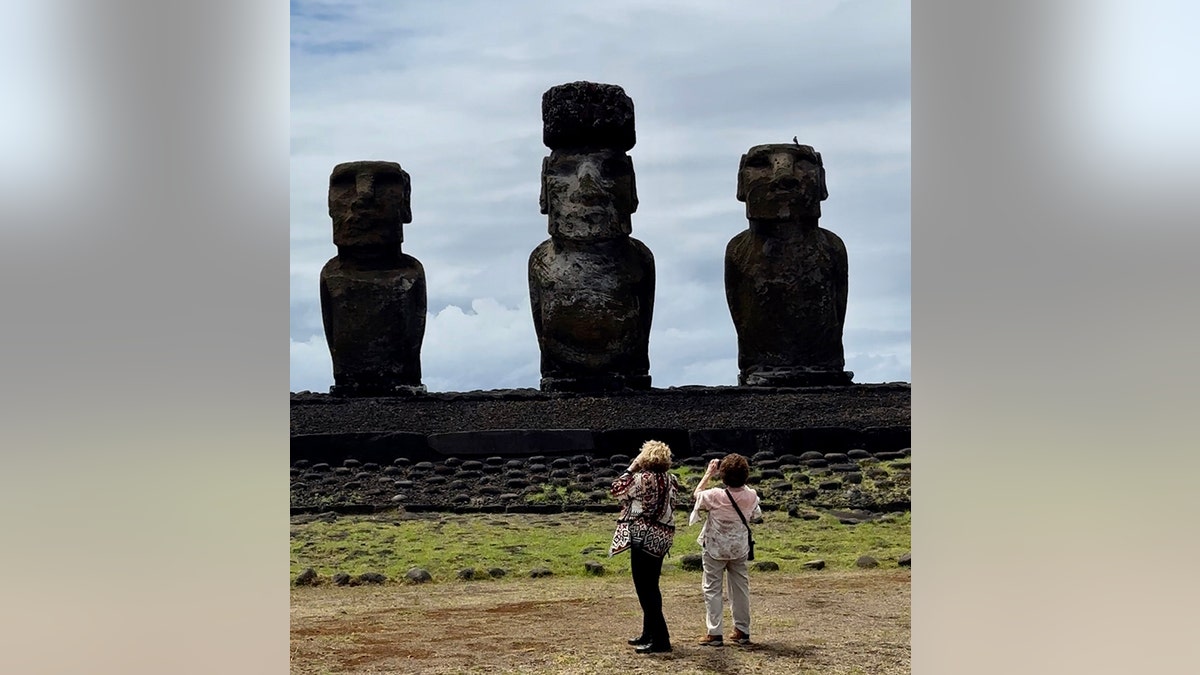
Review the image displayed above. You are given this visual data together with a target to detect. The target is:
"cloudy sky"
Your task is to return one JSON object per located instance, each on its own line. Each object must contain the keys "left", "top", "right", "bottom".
{"left": 289, "top": 0, "right": 910, "bottom": 393}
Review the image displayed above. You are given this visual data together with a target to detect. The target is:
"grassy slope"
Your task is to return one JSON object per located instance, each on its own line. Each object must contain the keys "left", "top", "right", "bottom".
{"left": 291, "top": 510, "right": 910, "bottom": 583}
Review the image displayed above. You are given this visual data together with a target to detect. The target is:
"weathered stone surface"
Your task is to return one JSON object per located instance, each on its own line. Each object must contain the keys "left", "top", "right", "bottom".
{"left": 357, "top": 572, "right": 387, "bottom": 584}
{"left": 542, "top": 81, "right": 635, "bottom": 151}
{"left": 404, "top": 568, "right": 432, "bottom": 584}
{"left": 690, "top": 429, "right": 757, "bottom": 457}
{"left": 680, "top": 554, "right": 704, "bottom": 571}
{"left": 583, "top": 560, "right": 606, "bottom": 575}
{"left": 753, "top": 561, "right": 780, "bottom": 572}
{"left": 598, "top": 429, "right": 690, "bottom": 457}
{"left": 428, "top": 429, "right": 594, "bottom": 457}
{"left": 529, "top": 567, "right": 554, "bottom": 578}
{"left": 727, "top": 144, "right": 852, "bottom": 387}
{"left": 898, "top": 552, "right": 911, "bottom": 567}
{"left": 291, "top": 432, "right": 432, "bottom": 466}
{"left": 332, "top": 572, "right": 351, "bottom": 586}
{"left": 321, "top": 161, "right": 427, "bottom": 397}
{"left": 531, "top": 82, "right": 653, "bottom": 393}
{"left": 855, "top": 555, "right": 879, "bottom": 569}
{"left": 294, "top": 568, "right": 319, "bottom": 587}
{"left": 803, "top": 559, "right": 826, "bottom": 570}
{"left": 456, "top": 568, "right": 476, "bottom": 581}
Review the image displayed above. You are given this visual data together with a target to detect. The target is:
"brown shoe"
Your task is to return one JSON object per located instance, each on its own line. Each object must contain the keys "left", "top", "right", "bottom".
{"left": 731, "top": 628, "right": 750, "bottom": 645}
{"left": 698, "top": 634, "right": 723, "bottom": 646}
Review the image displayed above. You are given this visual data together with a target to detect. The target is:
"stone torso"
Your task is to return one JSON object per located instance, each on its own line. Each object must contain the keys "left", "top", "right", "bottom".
{"left": 725, "top": 225, "right": 848, "bottom": 377}
{"left": 529, "top": 238, "right": 653, "bottom": 386}
{"left": 320, "top": 254, "right": 427, "bottom": 393}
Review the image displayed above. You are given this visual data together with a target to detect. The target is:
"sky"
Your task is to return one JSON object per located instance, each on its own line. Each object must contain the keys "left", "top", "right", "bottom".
{"left": 289, "top": 0, "right": 910, "bottom": 393}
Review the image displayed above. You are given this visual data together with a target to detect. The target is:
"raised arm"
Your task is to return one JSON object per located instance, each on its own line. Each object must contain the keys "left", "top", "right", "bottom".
{"left": 693, "top": 458, "right": 720, "bottom": 499}
{"left": 611, "top": 456, "right": 644, "bottom": 499}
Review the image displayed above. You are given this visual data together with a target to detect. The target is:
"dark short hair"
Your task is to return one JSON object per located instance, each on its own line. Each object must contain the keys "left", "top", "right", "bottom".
{"left": 720, "top": 453, "right": 750, "bottom": 487}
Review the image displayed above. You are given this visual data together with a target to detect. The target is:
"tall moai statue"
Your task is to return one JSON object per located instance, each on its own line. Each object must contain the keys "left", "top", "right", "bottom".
{"left": 528, "top": 81, "right": 655, "bottom": 392}
{"left": 725, "top": 143, "right": 854, "bottom": 387}
{"left": 320, "top": 160, "right": 427, "bottom": 396}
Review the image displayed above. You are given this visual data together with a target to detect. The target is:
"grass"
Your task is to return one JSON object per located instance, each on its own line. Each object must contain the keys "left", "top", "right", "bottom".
{"left": 290, "top": 509, "right": 909, "bottom": 583}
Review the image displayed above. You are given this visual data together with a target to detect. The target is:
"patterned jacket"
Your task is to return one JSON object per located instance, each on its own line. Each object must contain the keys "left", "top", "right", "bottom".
{"left": 608, "top": 470, "right": 680, "bottom": 558}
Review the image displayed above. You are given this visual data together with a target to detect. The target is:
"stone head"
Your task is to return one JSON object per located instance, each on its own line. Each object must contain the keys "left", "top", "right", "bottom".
{"left": 736, "top": 144, "right": 828, "bottom": 222}
{"left": 539, "top": 149, "right": 637, "bottom": 240}
{"left": 328, "top": 161, "right": 412, "bottom": 250}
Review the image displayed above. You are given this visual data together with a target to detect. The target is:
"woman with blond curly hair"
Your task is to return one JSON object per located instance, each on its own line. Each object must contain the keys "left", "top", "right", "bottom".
{"left": 609, "top": 439, "right": 681, "bottom": 654}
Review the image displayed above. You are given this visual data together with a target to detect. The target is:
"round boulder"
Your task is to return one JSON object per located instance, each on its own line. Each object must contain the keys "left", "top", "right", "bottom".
{"left": 405, "top": 567, "right": 433, "bottom": 584}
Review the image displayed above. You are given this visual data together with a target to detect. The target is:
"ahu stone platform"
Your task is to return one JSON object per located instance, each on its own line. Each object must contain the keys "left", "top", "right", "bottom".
{"left": 290, "top": 383, "right": 911, "bottom": 515}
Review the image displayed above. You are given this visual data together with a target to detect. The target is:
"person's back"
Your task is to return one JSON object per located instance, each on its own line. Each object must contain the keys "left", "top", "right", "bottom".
{"left": 690, "top": 453, "right": 762, "bottom": 646}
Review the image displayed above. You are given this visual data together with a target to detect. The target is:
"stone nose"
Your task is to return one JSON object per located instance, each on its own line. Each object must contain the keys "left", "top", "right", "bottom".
{"left": 773, "top": 175, "right": 801, "bottom": 191}
{"left": 353, "top": 175, "right": 376, "bottom": 204}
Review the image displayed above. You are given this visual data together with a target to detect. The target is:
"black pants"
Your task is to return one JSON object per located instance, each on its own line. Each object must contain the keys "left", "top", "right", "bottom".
{"left": 630, "top": 546, "right": 670, "bottom": 647}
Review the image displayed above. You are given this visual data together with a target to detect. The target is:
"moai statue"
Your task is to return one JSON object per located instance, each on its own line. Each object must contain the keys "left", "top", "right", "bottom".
{"left": 528, "top": 81, "right": 655, "bottom": 392}
{"left": 320, "top": 160, "right": 427, "bottom": 396}
{"left": 725, "top": 143, "right": 854, "bottom": 386}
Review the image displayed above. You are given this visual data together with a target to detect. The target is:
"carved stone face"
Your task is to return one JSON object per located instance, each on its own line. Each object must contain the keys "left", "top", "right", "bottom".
{"left": 329, "top": 161, "right": 412, "bottom": 249}
{"left": 736, "top": 144, "right": 827, "bottom": 222}
{"left": 539, "top": 149, "right": 637, "bottom": 239}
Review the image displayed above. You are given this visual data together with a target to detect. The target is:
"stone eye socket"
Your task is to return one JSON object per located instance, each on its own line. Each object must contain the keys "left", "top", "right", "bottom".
{"left": 374, "top": 173, "right": 403, "bottom": 185}
{"left": 331, "top": 172, "right": 356, "bottom": 186}
{"left": 602, "top": 158, "right": 630, "bottom": 175}
{"left": 547, "top": 157, "right": 579, "bottom": 175}
{"left": 744, "top": 155, "right": 770, "bottom": 169}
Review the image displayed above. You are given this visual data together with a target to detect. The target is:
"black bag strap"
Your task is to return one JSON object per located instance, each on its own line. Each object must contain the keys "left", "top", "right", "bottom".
{"left": 724, "top": 488, "right": 752, "bottom": 534}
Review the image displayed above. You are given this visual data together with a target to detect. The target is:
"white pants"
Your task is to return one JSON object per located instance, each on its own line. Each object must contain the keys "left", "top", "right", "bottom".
{"left": 702, "top": 552, "right": 750, "bottom": 635}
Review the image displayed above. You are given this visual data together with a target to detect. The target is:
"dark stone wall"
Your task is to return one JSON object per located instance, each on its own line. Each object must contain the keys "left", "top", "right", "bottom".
{"left": 291, "top": 384, "right": 910, "bottom": 463}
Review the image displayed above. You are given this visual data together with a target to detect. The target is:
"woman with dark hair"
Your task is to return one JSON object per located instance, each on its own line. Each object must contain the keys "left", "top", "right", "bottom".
{"left": 609, "top": 439, "right": 680, "bottom": 654}
{"left": 690, "top": 453, "right": 762, "bottom": 646}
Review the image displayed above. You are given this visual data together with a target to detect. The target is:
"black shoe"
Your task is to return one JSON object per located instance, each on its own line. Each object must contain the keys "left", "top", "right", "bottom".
{"left": 635, "top": 643, "right": 672, "bottom": 654}
{"left": 627, "top": 635, "right": 651, "bottom": 646}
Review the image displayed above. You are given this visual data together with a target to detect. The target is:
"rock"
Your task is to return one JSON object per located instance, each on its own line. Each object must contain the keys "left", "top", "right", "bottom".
{"left": 530, "top": 567, "right": 554, "bottom": 578}
{"left": 332, "top": 572, "right": 351, "bottom": 586}
{"left": 405, "top": 568, "right": 433, "bottom": 584}
{"left": 802, "top": 560, "right": 826, "bottom": 570}
{"left": 752, "top": 561, "right": 779, "bottom": 572}
{"left": 541, "top": 80, "right": 636, "bottom": 152}
{"left": 294, "top": 568, "right": 319, "bottom": 586}
{"left": 898, "top": 552, "right": 911, "bottom": 567}
{"left": 847, "top": 449, "right": 872, "bottom": 460}
{"left": 457, "top": 568, "right": 476, "bottom": 581}
{"left": 488, "top": 567, "right": 507, "bottom": 578}
{"left": 680, "top": 554, "right": 703, "bottom": 571}
{"left": 844, "top": 472, "right": 863, "bottom": 484}
{"left": 583, "top": 561, "right": 606, "bottom": 575}
{"left": 787, "top": 507, "right": 821, "bottom": 520}
{"left": 357, "top": 572, "right": 387, "bottom": 585}
{"left": 818, "top": 480, "right": 842, "bottom": 490}
{"left": 343, "top": 459, "right": 361, "bottom": 468}
{"left": 855, "top": 555, "right": 879, "bottom": 569}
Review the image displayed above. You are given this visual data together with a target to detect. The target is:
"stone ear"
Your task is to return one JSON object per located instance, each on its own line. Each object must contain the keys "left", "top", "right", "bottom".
{"left": 817, "top": 156, "right": 829, "bottom": 201}
{"left": 735, "top": 154, "right": 749, "bottom": 202}
{"left": 627, "top": 156, "right": 638, "bottom": 213}
{"left": 538, "top": 157, "right": 549, "bottom": 215}
{"left": 400, "top": 175, "right": 413, "bottom": 223}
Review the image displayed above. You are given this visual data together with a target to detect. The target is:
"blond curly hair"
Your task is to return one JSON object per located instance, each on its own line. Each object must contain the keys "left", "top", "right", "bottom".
{"left": 634, "top": 440, "right": 672, "bottom": 472}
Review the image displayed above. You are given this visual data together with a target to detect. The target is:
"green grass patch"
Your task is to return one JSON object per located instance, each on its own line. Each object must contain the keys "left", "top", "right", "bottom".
{"left": 290, "top": 510, "right": 909, "bottom": 583}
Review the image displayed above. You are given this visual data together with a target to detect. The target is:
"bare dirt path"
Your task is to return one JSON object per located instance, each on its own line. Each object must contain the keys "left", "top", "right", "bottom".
{"left": 291, "top": 569, "right": 909, "bottom": 674}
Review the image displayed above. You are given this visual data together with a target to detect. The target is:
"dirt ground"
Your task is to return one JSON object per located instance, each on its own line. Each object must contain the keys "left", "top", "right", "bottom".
{"left": 291, "top": 569, "right": 910, "bottom": 674}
